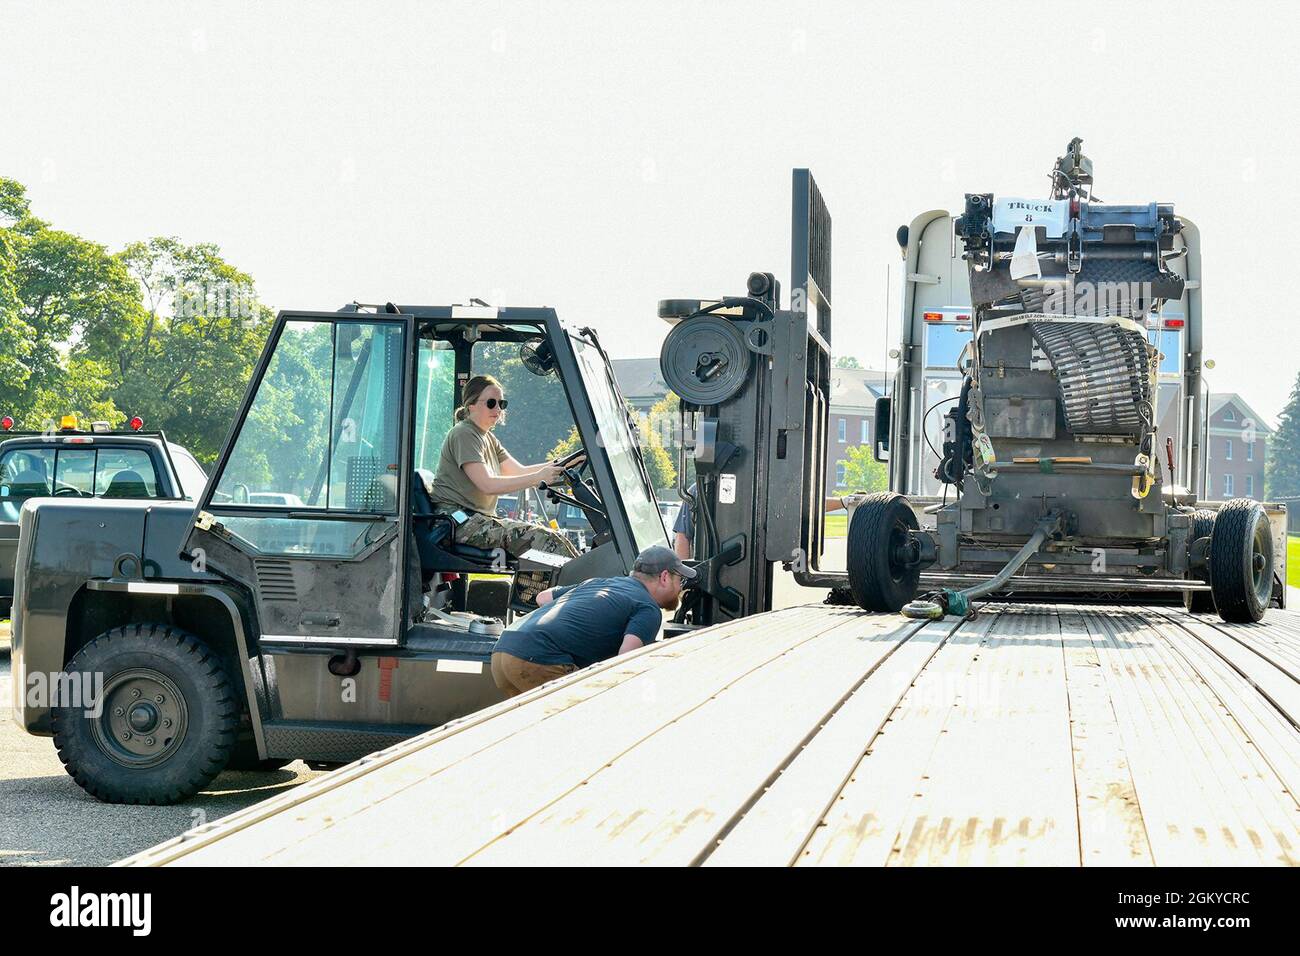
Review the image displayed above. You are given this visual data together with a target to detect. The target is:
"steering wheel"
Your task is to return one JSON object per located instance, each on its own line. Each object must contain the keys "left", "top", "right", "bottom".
{"left": 554, "top": 447, "right": 588, "bottom": 481}
{"left": 54, "top": 486, "right": 84, "bottom": 497}
{"left": 544, "top": 447, "right": 609, "bottom": 535}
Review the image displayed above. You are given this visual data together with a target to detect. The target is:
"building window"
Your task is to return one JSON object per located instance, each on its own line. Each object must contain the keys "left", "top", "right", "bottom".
{"left": 1224, "top": 408, "right": 1235, "bottom": 422}
{"left": 1224, "top": 439, "right": 1232, "bottom": 461}
{"left": 837, "top": 418, "right": 846, "bottom": 443}
{"left": 1224, "top": 474, "right": 1234, "bottom": 496}
{"left": 1245, "top": 474, "right": 1254, "bottom": 497}
{"left": 836, "top": 461, "right": 847, "bottom": 487}
{"left": 860, "top": 420, "right": 869, "bottom": 444}
{"left": 1246, "top": 442, "right": 1254, "bottom": 462}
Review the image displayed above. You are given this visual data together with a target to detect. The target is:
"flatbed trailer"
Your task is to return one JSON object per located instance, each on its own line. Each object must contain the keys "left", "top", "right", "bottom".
{"left": 121, "top": 602, "right": 1300, "bottom": 867}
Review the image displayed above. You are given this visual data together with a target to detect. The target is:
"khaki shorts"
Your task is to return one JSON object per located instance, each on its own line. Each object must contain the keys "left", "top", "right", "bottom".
{"left": 490, "top": 651, "right": 578, "bottom": 698}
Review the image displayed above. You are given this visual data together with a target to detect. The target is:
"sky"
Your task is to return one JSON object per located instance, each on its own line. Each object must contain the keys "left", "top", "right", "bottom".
{"left": 2, "top": 0, "right": 1297, "bottom": 424}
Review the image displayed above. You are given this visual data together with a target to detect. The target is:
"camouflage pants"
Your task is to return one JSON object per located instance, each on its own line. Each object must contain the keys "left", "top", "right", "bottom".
{"left": 454, "top": 512, "right": 578, "bottom": 605}
{"left": 453, "top": 513, "right": 579, "bottom": 560}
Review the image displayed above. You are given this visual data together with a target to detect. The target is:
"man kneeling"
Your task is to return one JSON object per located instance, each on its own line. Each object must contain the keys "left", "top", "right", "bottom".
{"left": 490, "top": 545, "right": 695, "bottom": 698}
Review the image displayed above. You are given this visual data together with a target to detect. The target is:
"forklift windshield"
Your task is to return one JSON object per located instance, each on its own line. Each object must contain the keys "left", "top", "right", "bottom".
{"left": 570, "top": 333, "right": 667, "bottom": 550}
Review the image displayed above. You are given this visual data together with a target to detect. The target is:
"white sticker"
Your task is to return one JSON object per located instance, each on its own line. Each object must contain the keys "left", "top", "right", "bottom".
{"left": 992, "top": 198, "right": 1069, "bottom": 237}
{"left": 436, "top": 659, "right": 483, "bottom": 674}
{"left": 719, "top": 474, "right": 737, "bottom": 504}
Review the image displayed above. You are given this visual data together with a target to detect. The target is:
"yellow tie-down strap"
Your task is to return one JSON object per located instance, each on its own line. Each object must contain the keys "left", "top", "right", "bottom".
{"left": 1011, "top": 456, "right": 1093, "bottom": 474}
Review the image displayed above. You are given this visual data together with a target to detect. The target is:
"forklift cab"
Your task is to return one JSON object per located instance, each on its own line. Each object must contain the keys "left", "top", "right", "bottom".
{"left": 184, "top": 303, "right": 669, "bottom": 653}
{"left": 17, "top": 301, "right": 673, "bottom": 795}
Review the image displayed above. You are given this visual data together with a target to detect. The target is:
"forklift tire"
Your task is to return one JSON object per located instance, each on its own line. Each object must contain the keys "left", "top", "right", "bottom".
{"left": 1208, "top": 498, "right": 1273, "bottom": 624}
{"left": 1183, "top": 509, "right": 1217, "bottom": 614}
{"left": 52, "top": 624, "right": 239, "bottom": 804}
{"left": 846, "top": 492, "right": 921, "bottom": 613}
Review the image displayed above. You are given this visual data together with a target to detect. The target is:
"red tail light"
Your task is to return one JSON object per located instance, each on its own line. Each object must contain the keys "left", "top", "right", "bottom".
{"left": 923, "top": 312, "right": 943, "bottom": 323}
{"left": 1163, "top": 318, "right": 1185, "bottom": 329}
{"left": 129, "top": 416, "right": 144, "bottom": 431}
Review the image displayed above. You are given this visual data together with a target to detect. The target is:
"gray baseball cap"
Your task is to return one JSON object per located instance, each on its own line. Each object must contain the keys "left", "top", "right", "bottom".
{"left": 633, "top": 545, "right": 697, "bottom": 580}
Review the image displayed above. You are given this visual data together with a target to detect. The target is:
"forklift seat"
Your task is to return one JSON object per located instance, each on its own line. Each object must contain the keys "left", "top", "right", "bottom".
{"left": 411, "top": 472, "right": 513, "bottom": 579}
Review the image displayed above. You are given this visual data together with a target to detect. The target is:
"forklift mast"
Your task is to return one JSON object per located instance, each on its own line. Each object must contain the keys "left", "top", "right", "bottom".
{"left": 659, "top": 170, "right": 837, "bottom": 625}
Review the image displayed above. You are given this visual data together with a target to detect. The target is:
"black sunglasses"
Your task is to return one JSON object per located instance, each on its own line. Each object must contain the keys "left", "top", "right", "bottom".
{"left": 481, "top": 398, "right": 508, "bottom": 410}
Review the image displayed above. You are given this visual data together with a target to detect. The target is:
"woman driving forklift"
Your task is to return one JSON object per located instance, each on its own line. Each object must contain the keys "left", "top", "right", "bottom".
{"left": 428, "top": 375, "right": 581, "bottom": 598}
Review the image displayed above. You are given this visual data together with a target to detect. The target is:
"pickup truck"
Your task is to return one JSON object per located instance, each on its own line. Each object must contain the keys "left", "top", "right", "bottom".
{"left": 0, "top": 419, "right": 209, "bottom": 617}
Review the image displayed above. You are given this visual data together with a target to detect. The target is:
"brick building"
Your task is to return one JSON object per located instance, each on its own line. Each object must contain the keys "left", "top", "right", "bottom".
{"left": 1204, "top": 393, "right": 1272, "bottom": 501}
{"left": 825, "top": 368, "right": 888, "bottom": 493}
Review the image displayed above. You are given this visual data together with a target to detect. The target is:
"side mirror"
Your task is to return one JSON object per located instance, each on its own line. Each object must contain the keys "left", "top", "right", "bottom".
{"left": 873, "top": 396, "right": 891, "bottom": 462}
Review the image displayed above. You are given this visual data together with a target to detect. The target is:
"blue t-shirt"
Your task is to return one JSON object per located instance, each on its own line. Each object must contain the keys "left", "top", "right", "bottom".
{"left": 494, "top": 575, "right": 664, "bottom": 668}
{"left": 673, "top": 483, "right": 696, "bottom": 539}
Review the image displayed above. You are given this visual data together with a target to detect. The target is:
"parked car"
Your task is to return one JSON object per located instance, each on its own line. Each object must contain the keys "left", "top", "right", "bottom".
{"left": 248, "top": 492, "right": 306, "bottom": 507}
{"left": 0, "top": 415, "right": 208, "bottom": 617}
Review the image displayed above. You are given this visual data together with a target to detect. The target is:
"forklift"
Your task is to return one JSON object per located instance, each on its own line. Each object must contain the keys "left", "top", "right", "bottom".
{"left": 11, "top": 303, "right": 671, "bottom": 802}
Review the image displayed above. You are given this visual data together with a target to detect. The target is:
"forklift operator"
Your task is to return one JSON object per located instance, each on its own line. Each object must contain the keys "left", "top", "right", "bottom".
{"left": 428, "top": 374, "right": 581, "bottom": 567}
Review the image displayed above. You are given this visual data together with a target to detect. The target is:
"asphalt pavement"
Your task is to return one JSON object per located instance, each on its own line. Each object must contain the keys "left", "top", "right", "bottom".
{"left": 0, "top": 627, "right": 324, "bottom": 866}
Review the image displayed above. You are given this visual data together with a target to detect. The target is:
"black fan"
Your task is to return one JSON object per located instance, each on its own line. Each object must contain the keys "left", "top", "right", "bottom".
{"left": 520, "top": 338, "right": 556, "bottom": 376}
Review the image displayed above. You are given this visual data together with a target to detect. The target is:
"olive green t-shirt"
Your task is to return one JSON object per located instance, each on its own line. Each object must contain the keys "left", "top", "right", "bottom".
{"left": 429, "top": 419, "right": 508, "bottom": 515}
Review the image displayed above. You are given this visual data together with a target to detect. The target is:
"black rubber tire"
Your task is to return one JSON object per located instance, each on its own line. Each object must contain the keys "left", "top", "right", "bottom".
{"left": 52, "top": 624, "right": 239, "bottom": 804}
{"left": 1183, "top": 510, "right": 1217, "bottom": 614}
{"left": 846, "top": 492, "right": 921, "bottom": 612}
{"left": 1208, "top": 498, "right": 1273, "bottom": 624}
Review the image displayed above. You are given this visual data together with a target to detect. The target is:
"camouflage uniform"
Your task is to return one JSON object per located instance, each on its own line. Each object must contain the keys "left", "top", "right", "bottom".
{"left": 454, "top": 512, "right": 579, "bottom": 605}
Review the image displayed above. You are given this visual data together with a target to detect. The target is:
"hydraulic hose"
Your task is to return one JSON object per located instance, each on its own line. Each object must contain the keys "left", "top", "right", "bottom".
{"left": 903, "top": 511, "right": 1062, "bottom": 619}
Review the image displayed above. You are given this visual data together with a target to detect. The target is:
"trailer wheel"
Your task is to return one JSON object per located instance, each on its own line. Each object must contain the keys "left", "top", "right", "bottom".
{"left": 1208, "top": 499, "right": 1273, "bottom": 623}
{"left": 52, "top": 624, "right": 239, "bottom": 804}
{"left": 1183, "top": 509, "right": 1217, "bottom": 614}
{"left": 846, "top": 492, "right": 921, "bottom": 612}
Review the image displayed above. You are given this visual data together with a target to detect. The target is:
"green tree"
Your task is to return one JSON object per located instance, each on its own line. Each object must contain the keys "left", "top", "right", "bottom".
{"left": 0, "top": 178, "right": 274, "bottom": 465}
{"left": 838, "top": 443, "right": 887, "bottom": 493}
{"left": 646, "top": 391, "right": 690, "bottom": 489}
{"left": 82, "top": 237, "right": 272, "bottom": 463}
{"left": 1266, "top": 371, "right": 1300, "bottom": 499}
{"left": 548, "top": 426, "right": 581, "bottom": 461}
{"left": 0, "top": 187, "right": 33, "bottom": 408}
{"left": 834, "top": 355, "right": 862, "bottom": 369}
{"left": 0, "top": 180, "right": 137, "bottom": 426}
{"left": 547, "top": 405, "right": 677, "bottom": 495}
{"left": 639, "top": 427, "right": 676, "bottom": 492}
{"left": 214, "top": 321, "right": 334, "bottom": 498}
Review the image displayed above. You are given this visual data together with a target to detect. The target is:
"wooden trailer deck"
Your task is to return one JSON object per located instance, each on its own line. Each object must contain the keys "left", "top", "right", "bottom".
{"left": 121, "top": 604, "right": 1300, "bottom": 867}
